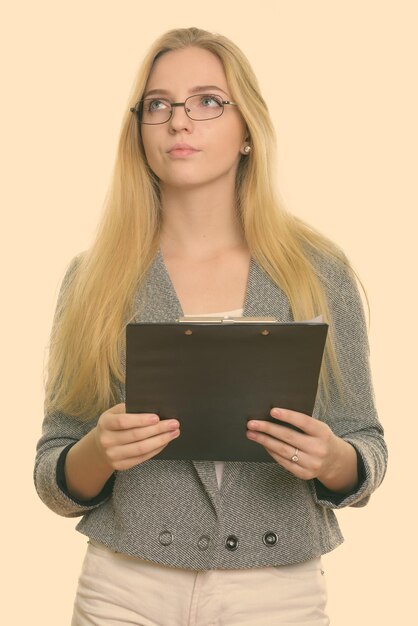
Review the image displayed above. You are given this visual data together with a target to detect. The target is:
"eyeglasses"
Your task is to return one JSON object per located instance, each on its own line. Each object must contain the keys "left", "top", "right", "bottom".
{"left": 130, "top": 93, "right": 238, "bottom": 125}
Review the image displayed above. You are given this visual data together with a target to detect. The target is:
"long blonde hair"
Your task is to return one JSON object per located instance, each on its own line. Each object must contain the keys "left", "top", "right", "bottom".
{"left": 46, "top": 26, "right": 354, "bottom": 421}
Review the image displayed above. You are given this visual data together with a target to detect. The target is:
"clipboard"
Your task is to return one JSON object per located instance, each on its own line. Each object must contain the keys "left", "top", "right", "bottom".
{"left": 125, "top": 318, "right": 328, "bottom": 462}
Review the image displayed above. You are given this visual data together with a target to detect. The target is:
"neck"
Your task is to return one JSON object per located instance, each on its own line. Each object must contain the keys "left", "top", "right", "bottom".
{"left": 159, "top": 180, "right": 247, "bottom": 259}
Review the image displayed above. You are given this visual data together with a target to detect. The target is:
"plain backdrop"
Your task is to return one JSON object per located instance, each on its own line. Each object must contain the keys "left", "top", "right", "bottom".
{"left": 1, "top": 1, "right": 416, "bottom": 623}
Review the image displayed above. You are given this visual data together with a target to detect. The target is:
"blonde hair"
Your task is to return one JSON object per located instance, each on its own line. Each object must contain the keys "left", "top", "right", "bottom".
{"left": 46, "top": 26, "right": 354, "bottom": 421}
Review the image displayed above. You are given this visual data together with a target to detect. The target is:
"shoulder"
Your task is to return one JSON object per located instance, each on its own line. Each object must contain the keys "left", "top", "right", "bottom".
{"left": 62, "top": 252, "right": 85, "bottom": 281}
{"left": 304, "top": 244, "right": 354, "bottom": 289}
{"left": 53, "top": 252, "right": 87, "bottom": 316}
{"left": 58, "top": 252, "right": 86, "bottom": 293}
{"left": 305, "top": 245, "right": 363, "bottom": 306}
{"left": 304, "top": 244, "right": 369, "bottom": 342}
{"left": 292, "top": 216, "right": 359, "bottom": 296}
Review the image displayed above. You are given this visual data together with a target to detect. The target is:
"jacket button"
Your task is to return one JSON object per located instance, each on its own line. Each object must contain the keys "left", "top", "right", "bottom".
{"left": 197, "top": 535, "right": 210, "bottom": 551}
{"left": 225, "top": 535, "right": 239, "bottom": 551}
{"left": 263, "top": 531, "right": 278, "bottom": 546}
{"left": 158, "top": 531, "right": 173, "bottom": 546}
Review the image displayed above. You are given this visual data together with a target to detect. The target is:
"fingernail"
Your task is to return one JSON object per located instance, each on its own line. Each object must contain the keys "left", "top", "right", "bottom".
{"left": 271, "top": 408, "right": 282, "bottom": 417}
{"left": 150, "top": 415, "right": 159, "bottom": 424}
{"left": 171, "top": 429, "right": 180, "bottom": 438}
{"left": 168, "top": 420, "right": 179, "bottom": 429}
{"left": 247, "top": 420, "right": 259, "bottom": 429}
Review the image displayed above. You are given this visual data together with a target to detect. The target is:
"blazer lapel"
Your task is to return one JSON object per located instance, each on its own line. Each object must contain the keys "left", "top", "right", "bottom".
{"left": 242, "top": 258, "right": 293, "bottom": 321}
{"left": 133, "top": 249, "right": 183, "bottom": 323}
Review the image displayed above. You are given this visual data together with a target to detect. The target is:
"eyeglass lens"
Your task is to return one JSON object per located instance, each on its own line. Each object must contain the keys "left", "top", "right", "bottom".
{"left": 139, "top": 94, "right": 224, "bottom": 124}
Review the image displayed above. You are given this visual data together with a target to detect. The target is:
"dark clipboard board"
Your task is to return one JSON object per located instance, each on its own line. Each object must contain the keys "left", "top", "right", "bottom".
{"left": 125, "top": 319, "right": 328, "bottom": 462}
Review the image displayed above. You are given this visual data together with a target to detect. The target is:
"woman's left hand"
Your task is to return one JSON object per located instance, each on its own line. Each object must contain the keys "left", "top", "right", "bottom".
{"left": 246, "top": 408, "right": 359, "bottom": 493}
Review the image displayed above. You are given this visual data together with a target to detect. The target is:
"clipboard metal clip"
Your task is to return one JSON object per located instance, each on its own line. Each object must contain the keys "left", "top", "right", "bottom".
{"left": 177, "top": 316, "right": 278, "bottom": 324}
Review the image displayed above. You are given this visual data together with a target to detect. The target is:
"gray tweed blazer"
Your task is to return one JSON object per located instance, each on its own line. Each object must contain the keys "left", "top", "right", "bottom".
{"left": 34, "top": 249, "right": 387, "bottom": 569}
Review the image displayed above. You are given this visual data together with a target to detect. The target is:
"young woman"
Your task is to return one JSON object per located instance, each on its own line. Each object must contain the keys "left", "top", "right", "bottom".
{"left": 34, "top": 27, "right": 387, "bottom": 626}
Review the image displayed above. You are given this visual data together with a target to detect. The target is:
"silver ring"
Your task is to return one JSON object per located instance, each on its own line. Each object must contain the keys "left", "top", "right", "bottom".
{"left": 291, "top": 448, "right": 299, "bottom": 463}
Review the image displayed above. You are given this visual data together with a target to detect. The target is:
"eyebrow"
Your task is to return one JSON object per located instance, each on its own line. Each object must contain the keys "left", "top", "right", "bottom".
{"left": 143, "top": 85, "right": 229, "bottom": 98}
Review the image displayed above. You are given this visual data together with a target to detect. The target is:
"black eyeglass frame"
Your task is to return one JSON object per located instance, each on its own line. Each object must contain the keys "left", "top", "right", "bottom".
{"left": 129, "top": 94, "right": 238, "bottom": 125}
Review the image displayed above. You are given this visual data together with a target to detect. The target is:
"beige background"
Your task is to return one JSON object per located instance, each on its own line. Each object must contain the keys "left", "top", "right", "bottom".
{"left": 1, "top": 1, "right": 416, "bottom": 623}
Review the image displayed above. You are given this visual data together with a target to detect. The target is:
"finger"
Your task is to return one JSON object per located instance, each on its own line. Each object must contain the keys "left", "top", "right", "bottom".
{"left": 107, "top": 428, "right": 180, "bottom": 464}
{"left": 270, "top": 408, "right": 320, "bottom": 436}
{"left": 112, "top": 442, "right": 172, "bottom": 471}
{"left": 270, "top": 453, "right": 314, "bottom": 480}
{"left": 102, "top": 410, "right": 161, "bottom": 431}
{"left": 101, "top": 419, "right": 180, "bottom": 447}
{"left": 247, "top": 430, "right": 327, "bottom": 480}
{"left": 247, "top": 431, "right": 313, "bottom": 477}
{"left": 247, "top": 419, "right": 308, "bottom": 451}
{"left": 247, "top": 429, "right": 303, "bottom": 463}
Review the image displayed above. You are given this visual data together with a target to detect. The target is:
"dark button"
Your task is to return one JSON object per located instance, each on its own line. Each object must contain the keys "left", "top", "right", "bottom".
{"left": 262, "top": 531, "right": 278, "bottom": 547}
{"left": 197, "top": 535, "right": 210, "bottom": 551}
{"left": 158, "top": 531, "right": 173, "bottom": 546}
{"left": 225, "top": 535, "right": 239, "bottom": 551}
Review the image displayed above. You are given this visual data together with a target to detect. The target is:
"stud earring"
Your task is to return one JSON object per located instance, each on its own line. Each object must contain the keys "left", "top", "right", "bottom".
{"left": 243, "top": 145, "right": 251, "bottom": 154}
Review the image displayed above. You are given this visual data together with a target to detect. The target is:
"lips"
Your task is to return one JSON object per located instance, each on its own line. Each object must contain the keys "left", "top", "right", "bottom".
{"left": 167, "top": 143, "right": 200, "bottom": 157}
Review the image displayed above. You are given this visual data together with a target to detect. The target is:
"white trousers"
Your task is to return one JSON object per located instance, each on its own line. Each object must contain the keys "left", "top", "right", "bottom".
{"left": 71, "top": 540, "right": 329, "bottom": 626}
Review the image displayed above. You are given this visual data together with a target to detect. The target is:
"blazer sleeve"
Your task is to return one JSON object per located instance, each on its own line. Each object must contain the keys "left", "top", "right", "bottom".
{"left": 309, "top": 254, "right": 388, "bottom": 509}
{"left": 33, "top": 257, "right": 116, "bottom": 518}
{"left": 34, "top": 410, "right": 115, "bottom": 518}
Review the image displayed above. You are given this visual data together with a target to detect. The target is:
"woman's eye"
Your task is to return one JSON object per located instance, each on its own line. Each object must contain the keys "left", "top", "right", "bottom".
{"left": 200, "top": 95, "right": 222, "bottom": 107}
{"left": 148, "top": 99, "right": 169, "bottom": 111}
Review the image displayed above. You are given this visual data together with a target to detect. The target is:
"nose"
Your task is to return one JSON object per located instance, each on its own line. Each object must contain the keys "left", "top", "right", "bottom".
{"left": 168, "top": 104, "right": 193, "bottom": 133}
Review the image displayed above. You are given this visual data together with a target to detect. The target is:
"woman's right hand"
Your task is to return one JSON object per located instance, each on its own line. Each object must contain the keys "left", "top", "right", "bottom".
{"left": 94, "top": 403, "right": 180, "bottom": 471}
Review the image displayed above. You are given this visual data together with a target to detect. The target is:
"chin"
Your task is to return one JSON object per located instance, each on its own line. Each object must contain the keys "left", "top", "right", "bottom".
{"left": 163, "top": 178, "right": 210, "bottom": 191}
{"left": 160, "top": 168, "right": 237, "bottom": 191}
{"left": 157, "top": 169, "right": 218, "bottom": 188}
